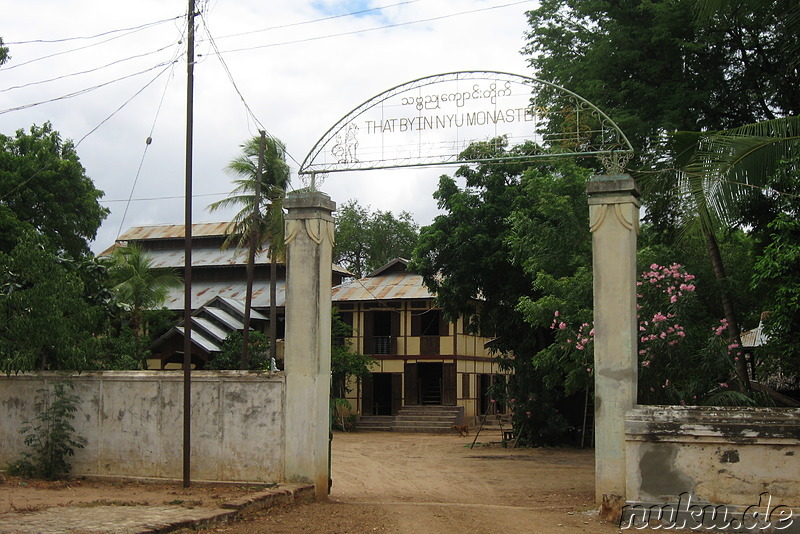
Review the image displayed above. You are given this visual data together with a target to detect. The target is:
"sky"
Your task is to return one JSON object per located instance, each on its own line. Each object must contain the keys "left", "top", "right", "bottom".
{"left": 0, "top": 0, "right": 536, "bottom": 253}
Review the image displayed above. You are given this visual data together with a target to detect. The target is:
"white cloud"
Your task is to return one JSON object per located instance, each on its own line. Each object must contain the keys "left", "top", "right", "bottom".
{"left": 0, "top": 0, "right": 535, "bottom": 252}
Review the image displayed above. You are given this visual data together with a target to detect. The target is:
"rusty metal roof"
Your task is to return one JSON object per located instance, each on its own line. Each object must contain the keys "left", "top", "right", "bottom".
{"left": 118, "top": 222, "right": 234, "bottom": 241}
{"left": 144, "top": 247, "right": 274, "bottom": 269}
{"left": 164, "top": 280, "right": 286, "bottom": 311}
{"left": 332, "top": 270, "right": 434, "bottom": 302}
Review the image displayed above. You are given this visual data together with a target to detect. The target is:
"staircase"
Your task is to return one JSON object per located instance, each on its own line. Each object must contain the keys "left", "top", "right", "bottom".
{"left": 357, "top": 406, "right": 464, "bottom": 433}
{"left": 356, "top": 415, "right": 395, "bottom": 431}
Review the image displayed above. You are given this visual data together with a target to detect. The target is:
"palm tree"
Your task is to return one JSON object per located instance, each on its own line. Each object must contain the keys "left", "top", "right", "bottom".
{"left": 209, "top": 133, "right": 290, "bottom": 368}
{"left": 645, "top": 116, "right": 800, "bottom": 393}
{"left": 109, "top": 242, "right": 182, "bottom": 340}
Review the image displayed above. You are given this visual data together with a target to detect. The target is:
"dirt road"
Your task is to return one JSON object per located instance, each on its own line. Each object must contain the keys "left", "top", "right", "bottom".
{"left": 198, "top": 431, "right": 623, "bottom": 534}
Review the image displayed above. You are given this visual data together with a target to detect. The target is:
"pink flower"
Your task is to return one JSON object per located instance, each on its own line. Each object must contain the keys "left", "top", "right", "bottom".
{"left": 554, "top": 311, "right": 559, "bottom": 317}
{"left": 558, "top": 322, "right": 567, "bottom": 330}
{"left": 526, "top": 411, "right": 531, "bottom": 417}
{"left": 719, "top": 382, "right": 729, "bottom": 388}
{"left": 642, "top": 360, "right": 650, "bottom": 367}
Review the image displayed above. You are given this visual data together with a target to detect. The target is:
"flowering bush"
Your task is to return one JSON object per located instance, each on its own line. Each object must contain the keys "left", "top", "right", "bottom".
{"left": 549, "top": 263, "right": 738, "bottom": 405}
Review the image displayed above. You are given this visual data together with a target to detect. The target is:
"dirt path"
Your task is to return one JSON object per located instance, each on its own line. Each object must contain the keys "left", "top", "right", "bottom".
{"left": 0, "top": 431, "right": 624, "bottom": 533}
{"left": 198, "top": 431, "right": 623, "bottom": 534}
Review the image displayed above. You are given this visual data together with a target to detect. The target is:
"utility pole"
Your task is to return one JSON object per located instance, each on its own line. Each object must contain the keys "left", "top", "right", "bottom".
{"left": 183, "top": 0, "right": 196, "bottom": 489}
{"left": 241, "top": 130, "right": 267, "bottom": 369}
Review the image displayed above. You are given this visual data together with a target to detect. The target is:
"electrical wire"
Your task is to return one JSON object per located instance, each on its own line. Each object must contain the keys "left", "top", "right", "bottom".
{"left": 1, "top": 43, "right": 177, "bottom": 93}
{"left": 1, "top": 23, "right": 176, "bottom": 72}
{"left": 114, "top": 62, "right": 181, "bottom": 239}
{"left": 76, "top": 61, "right": 177, "bottom": 147}
{"left": 208, "top": 0, "right": 420, "bottom": 41}
{"left": 218, "top": 1, "right": 535, "bottom": 55}
{"left": 4, "top": 16, "right": 182, "bottom": 45}
{"left": 0, "top": 60, "right": 177, "bottom": 115}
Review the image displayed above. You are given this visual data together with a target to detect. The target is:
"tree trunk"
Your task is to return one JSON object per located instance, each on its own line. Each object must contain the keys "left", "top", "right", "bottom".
{"left": 703, "top": 228, "right": 750, "bottom": 392}
{"left": 270, "top": 251, "right": 277, "bottom": 366}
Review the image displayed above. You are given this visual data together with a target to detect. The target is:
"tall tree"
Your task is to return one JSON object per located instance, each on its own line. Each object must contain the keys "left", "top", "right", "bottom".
{"left": 0, "top": 123, "right": 108, "bottom": 258}
{"left": 108, "top": 243, "right": 182, "bottom": 342}
{"left": 525, "top": 0, "right": 800, "bottom": 160}
{"left": 1, "top": 232, "right": 103, "bottom": 373}
{"left": 654, "top": 117, "right": 800, "bottom": 394}
{"left": 208, "top": 134, "right": 290, "bottom": 365}
{"left": 334, "top": 200, "right": 419, "bottom": 278}
{"left": 411, "top": 139, "right": 593, "bottom": 445}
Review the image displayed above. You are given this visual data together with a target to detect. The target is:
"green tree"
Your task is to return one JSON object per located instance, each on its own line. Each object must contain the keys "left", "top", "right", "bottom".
{"left": 209, "top": 134, "right": 290, "bottom": 367}
{"left": 525, "top": 0, "right": 800, "bottom": 159}
{"left": 644, "top": 117, "right": 800, "bottom": 393}
{"left": 0, "top": 37, "right": 8, "bottom": 66}
{"left": 0, "top": 123, "right": 108, "bottom": 258}
{"left": 207, "top": 331, "right": 270, "bottom": 370}
{"left": 412, "top": 139, "right": 593, "bottom": 445}
{"left": 0, "top": 232, "right": 103, "bottom": 373}
{"left": 334, "top": 200, "right": 419, "bottom": 278}
{"left": 108, "top": 242, "right": 182, "bottom": 343}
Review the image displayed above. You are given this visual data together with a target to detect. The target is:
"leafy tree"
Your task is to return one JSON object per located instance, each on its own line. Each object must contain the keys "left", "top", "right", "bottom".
{"left": 331, "top": 308, "right": 374, "bottom": 400}
{"left": 209, "top": 134, "right": 290, "bottom": 367}
{"left": 0, "top": 37, "right": 8, "bottom": 66}
{"left": 7, "top": 382, "right": 87, "bottom": 480}
{"left": 0, "top": 232, "right": 103, "bottom": 373}
{"left": 524, "top": 0, "right": 800, "bottom": 160}
{"left": 643, "top": 117, "right": 800, "bottom": 393}
{"left": 0, "top": 123, "right": 108, "bottom": 258}
{"left": 108, "top": 243, "right": 182, "bottom": 342}
{"left": 207, "top": 331, "right": 271, "bottom": 370}
{"left": 747, "top": 156, "right": 800, "bottom": 389}
{"left": 412, "top": 139, "right": 593, "bottom": 445}
{"left": 334, "top": 200, "right": 419, "bottom": 278}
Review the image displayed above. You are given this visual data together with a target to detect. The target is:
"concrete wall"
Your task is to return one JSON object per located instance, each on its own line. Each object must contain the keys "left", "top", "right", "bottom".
{"left": 626, "top": 406, "right": 800, "bottom": 507}
{"left": 0, "top": 371, "right": 285, "bottom": 483}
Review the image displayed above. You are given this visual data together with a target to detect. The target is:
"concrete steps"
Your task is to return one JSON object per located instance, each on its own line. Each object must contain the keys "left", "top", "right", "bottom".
{"left": 356, "top": 406, "right": 464, "bottom": 433}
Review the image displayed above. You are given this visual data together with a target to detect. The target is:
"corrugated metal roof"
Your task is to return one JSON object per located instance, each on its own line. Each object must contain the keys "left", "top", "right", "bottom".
{"left": 176, "top": 326, "right": 221, "bottom": 353}
{"left": 164, "top": 280, "right": 286, "bottom": 311}
{"left": 332, "top": 271, "right": 435, "bottom": 302}
{"left": 118, "top": 222, "right": 233, "bottom": 241}
{"left": 144, "top": 246, "right": 274, "bottom": 269}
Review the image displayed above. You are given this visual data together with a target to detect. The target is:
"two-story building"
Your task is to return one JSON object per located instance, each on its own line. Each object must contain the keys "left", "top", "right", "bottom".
{"left": 332, "top": 258, "right": 510, "bottom": 424}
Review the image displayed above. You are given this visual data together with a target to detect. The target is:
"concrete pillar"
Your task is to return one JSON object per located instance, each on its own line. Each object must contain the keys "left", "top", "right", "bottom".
{"left": 283, "top": 190, "right": 335, "bottom": 501}
{"left": 587, "top": 174, "right": 640, "bottom": 505}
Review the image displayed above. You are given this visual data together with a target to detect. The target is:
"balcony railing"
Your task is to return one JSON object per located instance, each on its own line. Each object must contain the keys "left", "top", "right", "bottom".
{"left": 372, "top": 336, "right": 392, "bottom": 355}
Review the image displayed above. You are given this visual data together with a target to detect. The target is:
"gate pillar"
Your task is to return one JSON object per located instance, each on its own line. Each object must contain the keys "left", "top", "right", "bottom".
{"left": 283, "top": 190, "right": 335, "bottom": 500}
{"left": 587, "top": 174, "right": 640, "bottom": 505}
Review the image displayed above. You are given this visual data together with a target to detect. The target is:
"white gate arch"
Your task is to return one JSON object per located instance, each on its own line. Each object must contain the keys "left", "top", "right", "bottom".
{"left": 299, "top": 70, "right": 633, "bottom": 178}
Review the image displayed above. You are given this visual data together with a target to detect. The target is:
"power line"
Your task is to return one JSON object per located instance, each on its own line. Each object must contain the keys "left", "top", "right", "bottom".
{"left": 1, "top": 23, "right": 176, "bottom": 72}
{"left": 208, "top": 0, "right": 420, "bottom": 41}
{"left": 0, "top": 60, "right": 177, "bottom": 115}
{"left": 218, "top": 1, "right": 535, "bottom": 55}
{"left": 4, "top": 16, "right": 182, "bottom": 45}
{"left": 115, "top": 62, "right": 181, "bottom": 239}
{"left": 1, "top": 43, "right": 177, "bottom": 93}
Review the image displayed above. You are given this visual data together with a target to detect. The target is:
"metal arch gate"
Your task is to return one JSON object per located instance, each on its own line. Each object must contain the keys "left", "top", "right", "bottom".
{"left": 299, "top": 70, "right": 634, "bottom": 183}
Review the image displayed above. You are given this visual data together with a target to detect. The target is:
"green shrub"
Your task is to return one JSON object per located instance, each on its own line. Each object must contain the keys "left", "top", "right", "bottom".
{"left": 7, "top": 382, "right": 87, "bottom": 480}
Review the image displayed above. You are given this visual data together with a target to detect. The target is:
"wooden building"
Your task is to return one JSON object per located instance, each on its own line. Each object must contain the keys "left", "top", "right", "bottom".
{"left": 332, "top": 258, "right": 510, "bottom": 424}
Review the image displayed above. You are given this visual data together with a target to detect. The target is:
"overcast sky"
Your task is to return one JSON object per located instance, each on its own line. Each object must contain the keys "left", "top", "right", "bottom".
{"left": 0, "top": 0, "right": 535, "bottom": 253}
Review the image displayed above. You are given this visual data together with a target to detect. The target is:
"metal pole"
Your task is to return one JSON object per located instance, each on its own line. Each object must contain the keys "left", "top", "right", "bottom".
{"left": 241, "top": 130, "right": 266, "bottom": 369}
{"left": 183, "top": 0, "right": 196, "bottom": 488}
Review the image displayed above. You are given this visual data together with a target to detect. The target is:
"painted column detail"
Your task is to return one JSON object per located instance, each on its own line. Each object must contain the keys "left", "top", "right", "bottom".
{"left": 587, "top": 174, "right": 640, "bottom": 504}
{"left": 283, "top": 191, "right": 336, "bottom": 500}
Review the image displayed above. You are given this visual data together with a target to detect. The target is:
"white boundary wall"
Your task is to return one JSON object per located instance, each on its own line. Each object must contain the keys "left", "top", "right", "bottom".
{"left": 0, "top": 371, "right": 285, "bottom": 483}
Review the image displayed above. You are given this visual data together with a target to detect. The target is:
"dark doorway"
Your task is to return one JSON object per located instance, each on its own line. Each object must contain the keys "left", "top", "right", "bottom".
{"left": 479, "top": 373, "right": 492, "bottom": 416}
{"left": 363, "top": 373, "right": 402, "bottom": 415}
{"left": 419, "top": 363, "right": 443, "bottom": 405}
